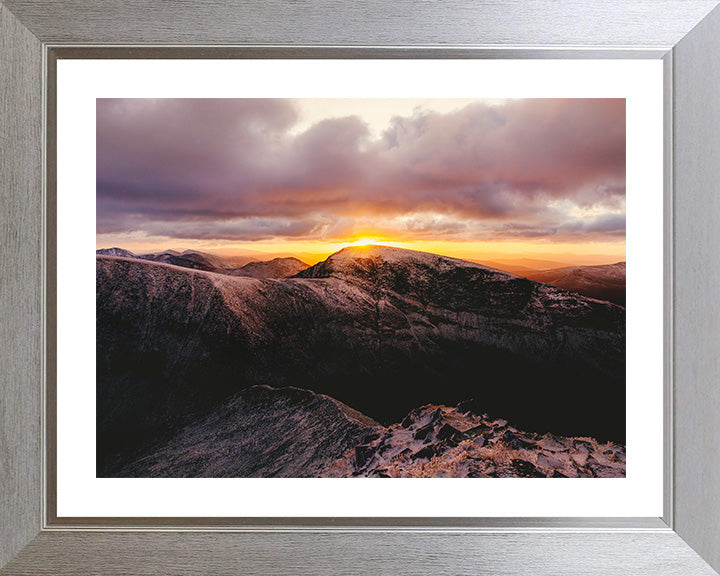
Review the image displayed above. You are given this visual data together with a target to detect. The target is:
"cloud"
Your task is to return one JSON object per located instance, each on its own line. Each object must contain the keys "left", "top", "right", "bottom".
{"left": 559, "top": 213, "right": 626, "bottom": 236}
{"left": 97, "top": 98, "right": 625, "bottom": 242}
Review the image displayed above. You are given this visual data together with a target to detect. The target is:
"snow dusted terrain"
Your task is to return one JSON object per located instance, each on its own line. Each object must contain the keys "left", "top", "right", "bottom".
{"left": 109, "top": 385, "right": 378, "bottom": 478}
{"left": 523, "top": 262, "right": 626, "bottom": 306}
{"left": 97, "top": 248, "right": 309, "bottom": 278}
{"left": 96, "top": 246, "right": 626, "bottom": 476}
{"left": 136, "top": 249, "right": 239, "bottom": 272}
{"left": 109, "top": 385, "right": 624, "bottom": 478}
{"left": 96, "top": 247, "right": 137, "bottom": 258}
{"left": 226, "top": 256, "right": 309, "bottom": 279}
{"left": 323, "top": 400, "right": 625, "bottom": 478}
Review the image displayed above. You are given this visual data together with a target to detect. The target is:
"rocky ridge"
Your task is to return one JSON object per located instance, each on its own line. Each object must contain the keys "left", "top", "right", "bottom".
{"left": 323, "top": 400, "right": 625, "bottom": 478}
{"left": 110, "top": 385, "right": 624, "bottom": 478}
{"left": 108, "top": 385, "right": 379, "bottom": 478}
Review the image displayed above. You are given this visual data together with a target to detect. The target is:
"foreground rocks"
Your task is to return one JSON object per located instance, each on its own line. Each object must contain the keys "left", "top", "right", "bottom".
{"left": 110, "top": 385, "right": 625, "bottom": 479}
{"left": 322, "top": 400, "right": 626, "bottom": 478}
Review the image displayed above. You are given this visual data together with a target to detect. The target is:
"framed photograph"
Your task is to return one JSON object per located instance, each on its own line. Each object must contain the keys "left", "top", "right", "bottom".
{"left": 2, "top": 2, "right": 720, "bottom": 575}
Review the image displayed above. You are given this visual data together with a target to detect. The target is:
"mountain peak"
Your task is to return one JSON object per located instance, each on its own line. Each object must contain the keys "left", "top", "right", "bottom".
{"left": 228, "top": 256, "right": 309, "bottom": 279}
{"left": 297, "top": 244, "right": 515, "bottom": 286}
{"left": 96, "top": 247, "right": 137, "bottom": 258}
{"left": 329, "top": 244, "right": 484, "bottom": 267}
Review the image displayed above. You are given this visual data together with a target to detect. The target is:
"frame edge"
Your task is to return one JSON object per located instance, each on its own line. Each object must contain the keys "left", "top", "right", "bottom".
{"left": 672, "top": 3, "right": 720, "bottom": 573}
{"left": 1, "top": 1, "right": 720, "bottom": 574}
{"left": 0, "top": 2, "right": 44, "bottom": 570}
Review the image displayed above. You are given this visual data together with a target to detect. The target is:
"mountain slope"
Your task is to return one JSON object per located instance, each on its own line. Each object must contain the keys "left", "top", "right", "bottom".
{"left": 227, "top": 257, "right": 309, "bottom": 279}
{"left": 138, "top": 249, "right": 238, "bottom": 272}
{"left": 96, "top": 247, "right": 137, "bottom": 258}
{"left": 471, "top": 257, "right": 569, "bottom": 275}
{"left": 110, "top": 247, "right": 310, "bottom": 278}
{"left": 522, "top": 262, "right": 626, "bottom": 305}
{"left": 97, "top": 247, "right": 625, "bottom": 473}
{"left": 108, "top": 386, "right": 380, "bottom": 478}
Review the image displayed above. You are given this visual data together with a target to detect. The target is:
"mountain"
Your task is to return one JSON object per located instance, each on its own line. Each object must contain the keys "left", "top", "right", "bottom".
{"left": 227, "top": 257, "right": 309, "bottom": 279}
{"left": 106, "top": 247, "right": 309, "bottom": 278}
{"left": 138, "top": 249, "right": 238, "bottom": 272}
{"left": 96, "top": 247, "right": 137, "bottom": 258}
{"left": 522, "top": 262, "right": 626, "bottom": 306}
{"left": 96, "top": 246, "right": 625, "bottom": 474}
{"left": 471, "top": 257, "right": 569, "bottom": 275}
{"left": 109, "top": 385, "right": 624, "bottom": 478}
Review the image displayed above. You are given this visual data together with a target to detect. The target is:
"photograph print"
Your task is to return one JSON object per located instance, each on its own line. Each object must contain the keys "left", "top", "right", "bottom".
{"left": 96, "top": 98, "right": 626, "bottom": 479}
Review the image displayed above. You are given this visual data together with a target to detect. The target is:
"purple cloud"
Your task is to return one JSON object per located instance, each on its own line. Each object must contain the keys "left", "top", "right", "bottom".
{"left": 97, "top": 98, "right": 625, "bottom": 242}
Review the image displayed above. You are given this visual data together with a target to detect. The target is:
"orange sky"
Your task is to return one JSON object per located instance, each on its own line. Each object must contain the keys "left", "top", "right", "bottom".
{"left": 97, "top": 98, "right": 626, "bottom": 268}
{"left": 97, "top": 235, "right": 625, "bottom": 267}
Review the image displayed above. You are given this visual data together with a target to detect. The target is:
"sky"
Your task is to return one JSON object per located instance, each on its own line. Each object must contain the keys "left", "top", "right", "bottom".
{"left": 96, "top": 98, "right": 626, "bottom": 265}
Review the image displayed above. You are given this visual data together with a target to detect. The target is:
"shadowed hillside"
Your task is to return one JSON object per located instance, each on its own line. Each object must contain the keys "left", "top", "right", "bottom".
{"left": 97, "top": 246, "right": 625, "bottom": 474}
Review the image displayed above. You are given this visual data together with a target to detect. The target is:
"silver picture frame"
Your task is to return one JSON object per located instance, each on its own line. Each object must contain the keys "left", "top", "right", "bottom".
{"left": 2, "top": 1, "right": 720, "bottom": 574}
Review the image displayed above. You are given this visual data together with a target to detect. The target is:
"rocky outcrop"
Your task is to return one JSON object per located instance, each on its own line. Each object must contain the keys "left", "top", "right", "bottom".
{"left": 323, "top": 400, "right": 625, "bottom": 478}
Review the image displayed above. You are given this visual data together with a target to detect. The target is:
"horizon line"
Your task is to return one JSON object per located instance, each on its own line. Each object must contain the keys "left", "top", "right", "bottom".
{"left": 96, "top": 243, "right": 626, "bottom": 269}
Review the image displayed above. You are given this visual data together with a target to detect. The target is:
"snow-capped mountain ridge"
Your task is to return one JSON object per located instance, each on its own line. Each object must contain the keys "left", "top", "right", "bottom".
{"left": 326, "top": 245, "right": 507, "bottom": 270}
{"left": 302, "top": 244, "right": 514, "bottom": 279}
{"left": 96, "top": 247, "right": 137, "bottom": 258}
{"left": 297, "top": 245, "right": 622, "bottom": 317}
{"left": 228, "top": 256, "right": 309, "bottom": 279}
{"left": 523, "top": 261, "right": 626, "bottom": 305}
{"left": 96, "top": 247, "right": 625, "bottom": 474}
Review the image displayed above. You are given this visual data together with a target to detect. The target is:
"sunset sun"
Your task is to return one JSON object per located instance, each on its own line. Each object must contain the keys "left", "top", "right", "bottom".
{"left": 343, "top": 237, "right": 384, "bottom": 248}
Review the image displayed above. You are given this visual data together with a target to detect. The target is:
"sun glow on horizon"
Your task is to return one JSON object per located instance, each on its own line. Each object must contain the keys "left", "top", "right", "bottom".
{"left": 97, "top": 232, "right": 625, "bottom": 268}
{"left": 97, "top": 98, "right": 626, "bottom": 270}
{"left": 342, "top": 237, "right": 383, "bottom": 248}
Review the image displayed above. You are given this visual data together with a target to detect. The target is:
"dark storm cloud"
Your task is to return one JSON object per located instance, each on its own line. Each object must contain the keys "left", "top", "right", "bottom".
{"left": 97, "top": 98, "right": 625, "bottom": 241}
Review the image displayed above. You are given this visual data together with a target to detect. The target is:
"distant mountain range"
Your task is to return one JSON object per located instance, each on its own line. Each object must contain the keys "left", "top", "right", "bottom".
{"left": 473, "top": 257, "right": 571, "bottom": 275}
{"left": 226, "top": 257, "right": 309, "bottom": 279}
{"left": 96, "top": 247, "right": 137, "bottom": 258}
{"left": 521, "top": 262, "right": 626, "bottom": 305}
{"left": 139, "top": 249, "right": 239, "bottom": 271}
{"left": 96, "top": 247, "right": 309, "bottom": 278}
{"left": 96, "top": 247, "right": 626, "bottom": 303}
{"left": 96, "top": 245, "right": 625, "bottom": 476}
